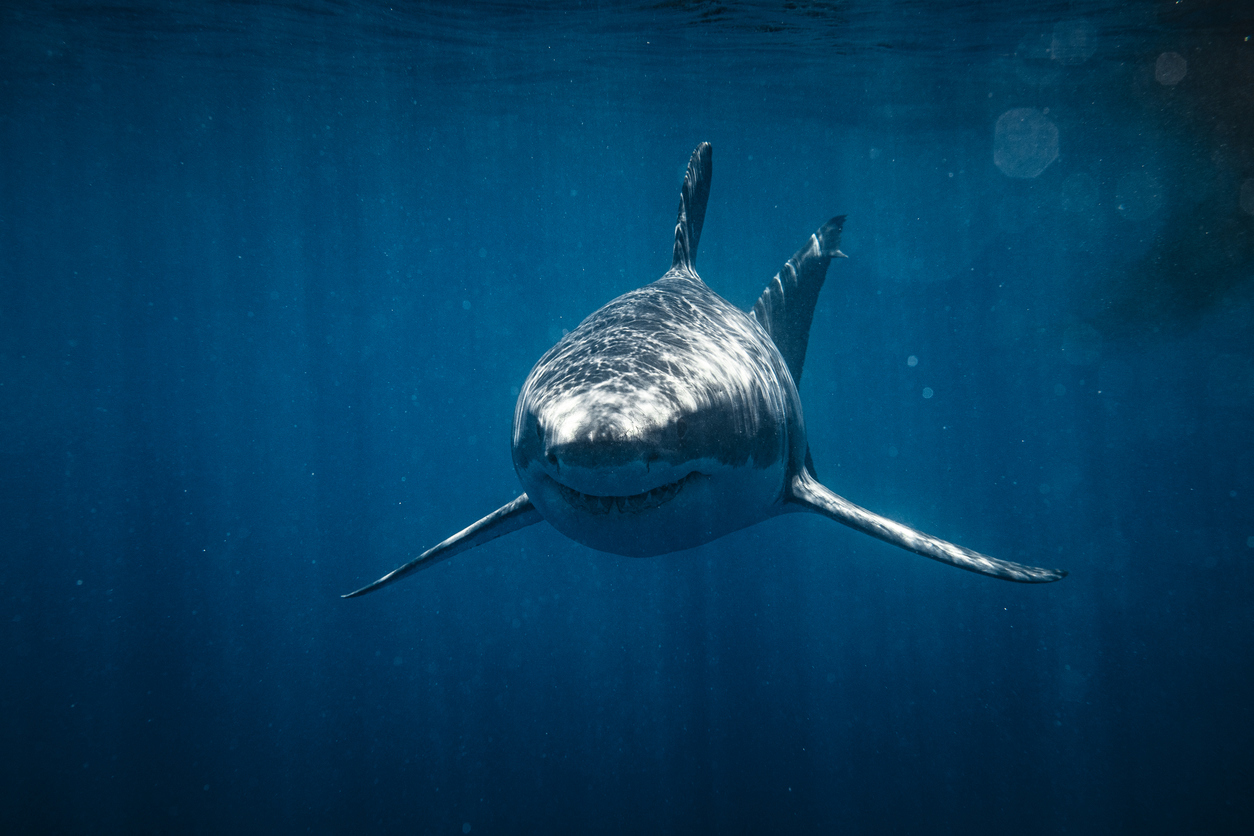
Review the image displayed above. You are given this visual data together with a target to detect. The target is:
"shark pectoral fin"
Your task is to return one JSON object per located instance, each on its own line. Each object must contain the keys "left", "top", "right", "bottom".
{"left": 786, "top": 472, "right": 1067, "bottom": 583}
{"left": 342, "top": 494, "right": 542, "bottom": 598}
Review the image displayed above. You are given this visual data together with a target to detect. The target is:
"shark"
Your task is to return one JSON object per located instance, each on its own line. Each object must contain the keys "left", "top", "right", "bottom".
{"left": 344, "top": 142, "right": 1066, "bottom": 598}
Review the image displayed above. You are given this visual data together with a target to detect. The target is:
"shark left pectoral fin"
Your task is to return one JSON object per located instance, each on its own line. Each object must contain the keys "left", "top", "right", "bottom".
{"left": 342, "top": 494, "right": 543, "bottom": 598}
{"left": 786, "top": 472, "right": 1067, "bottom": 583}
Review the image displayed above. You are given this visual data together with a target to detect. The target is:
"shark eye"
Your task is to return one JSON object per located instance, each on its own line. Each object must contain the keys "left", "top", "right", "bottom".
{"left": 675, "top": 418, "right": 688, "bottom": 441}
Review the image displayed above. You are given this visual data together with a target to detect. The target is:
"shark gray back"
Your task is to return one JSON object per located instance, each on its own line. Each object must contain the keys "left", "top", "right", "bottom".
{"left": 344, "top": 143, "right": 1065, "bottom": 598}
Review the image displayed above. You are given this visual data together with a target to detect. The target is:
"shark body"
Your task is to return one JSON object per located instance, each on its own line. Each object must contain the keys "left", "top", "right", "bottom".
{"left": 345, "top": 143, "right": 1065, "bottom": 598}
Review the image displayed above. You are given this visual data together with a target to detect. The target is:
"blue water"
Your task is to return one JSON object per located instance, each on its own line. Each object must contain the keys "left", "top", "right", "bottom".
{"left": 3, "top": 2, "right": 1253, "bottom": 833}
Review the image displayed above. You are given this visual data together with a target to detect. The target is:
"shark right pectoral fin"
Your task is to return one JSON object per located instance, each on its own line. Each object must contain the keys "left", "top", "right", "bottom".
{"left": 786, "top": 472, "right": 1067, "bottom": 583}
{"left": 343, "top": 494, "right": 542, "bottom": 598}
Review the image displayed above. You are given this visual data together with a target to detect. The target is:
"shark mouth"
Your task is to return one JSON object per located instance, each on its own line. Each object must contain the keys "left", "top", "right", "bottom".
{"left": 551, "top": 472, "right": 700, "bottom": 515}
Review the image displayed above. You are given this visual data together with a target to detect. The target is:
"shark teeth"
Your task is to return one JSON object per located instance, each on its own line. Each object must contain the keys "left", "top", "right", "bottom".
{"left": 554, "top": 472, "right": 698, "bottom": 515}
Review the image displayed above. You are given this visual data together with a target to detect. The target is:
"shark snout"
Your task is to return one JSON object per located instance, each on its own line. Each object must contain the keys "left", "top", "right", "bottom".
{"left": 543, "top": 430, "right": 675, "bottom": 491}
{"left": 545, "top": 426, "right": 652, "bottom": 470}
{"left": 516, "top": 411, "right": 690, "bottom": 497}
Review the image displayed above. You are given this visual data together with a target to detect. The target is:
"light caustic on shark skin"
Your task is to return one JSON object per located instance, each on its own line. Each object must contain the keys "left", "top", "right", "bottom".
{"left": 344, "top": 143, "right": 1066, "bottom": 598}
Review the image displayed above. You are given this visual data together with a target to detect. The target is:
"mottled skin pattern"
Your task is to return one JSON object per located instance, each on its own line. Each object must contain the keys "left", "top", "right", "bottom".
{"left": 512, "top": 268, "right": 801, "bottom": 556}
{"left": 514, "top": 272, "right": 793, "bottom": 478}
{"left": 343, "top": 143, "right": 1066, "bottom": 598}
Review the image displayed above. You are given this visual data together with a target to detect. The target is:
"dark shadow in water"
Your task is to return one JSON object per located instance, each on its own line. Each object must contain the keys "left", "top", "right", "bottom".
{"left": 1096, "top": 17, "right": 1254, "bottom": 336}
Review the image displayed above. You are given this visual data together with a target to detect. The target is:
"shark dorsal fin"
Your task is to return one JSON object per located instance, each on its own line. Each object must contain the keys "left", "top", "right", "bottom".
{"left": 671, "top": 143, "right": 712, "bottom": 274}
{"left": 751, "top": 216, "right": 846, "bottom": 386}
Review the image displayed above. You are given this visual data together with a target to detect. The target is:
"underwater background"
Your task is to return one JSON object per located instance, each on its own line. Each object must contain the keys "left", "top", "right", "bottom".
{"left": 3, "top": 1, "right": 1253, "bottom": 833}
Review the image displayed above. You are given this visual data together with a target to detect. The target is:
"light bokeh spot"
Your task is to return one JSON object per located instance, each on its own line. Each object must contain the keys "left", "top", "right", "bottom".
{"left": 1155, "top": 52, "right": 1187, "bottom": 86}
{"left": 994, "top": 108, "right": 1059, "bottom": 179}
{"left": 1116, "top": 171, "right": 1165, "bottom": 221}
{"left": 1051, "top": 19, "right": 1097, "bottom": 65}
{"left": 1062, "top": 324, "right": 1102, "bottom": 366}
{"left": 1061, "top": 172, "right": 1098, "bottom": 212}
{"left": 1240, "top": 179, "right": 1254, "bottom": 215}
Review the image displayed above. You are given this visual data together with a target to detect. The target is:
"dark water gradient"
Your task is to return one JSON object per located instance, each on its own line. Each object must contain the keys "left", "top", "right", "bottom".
{"left": 3, "top": 2, "right": 1253, "bottom": 833}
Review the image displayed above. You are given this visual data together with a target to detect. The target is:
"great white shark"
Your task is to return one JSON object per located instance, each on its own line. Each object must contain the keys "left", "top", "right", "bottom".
{"left": 345, "top": 143, "right": 1066, "bottom": 598}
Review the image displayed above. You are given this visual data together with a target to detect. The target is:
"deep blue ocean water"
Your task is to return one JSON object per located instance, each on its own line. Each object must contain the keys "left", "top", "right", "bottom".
{"left": 3, "top": 1, "right": 1253, "bottom": 833}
